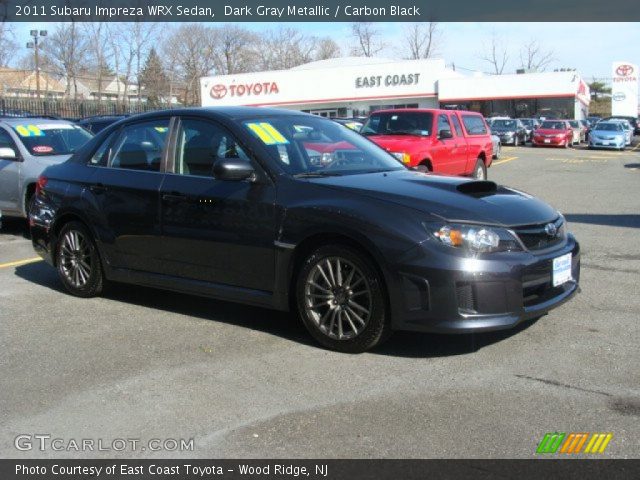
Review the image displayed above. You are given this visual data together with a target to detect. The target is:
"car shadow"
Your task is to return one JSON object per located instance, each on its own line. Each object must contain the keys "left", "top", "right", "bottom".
{"left": 564, "top": 213, "right": 640, "bottom": 229}
{"left": 624, "top": 163, "right": 640, "bottom": 169}
{"left": 0, "top": 216, "right": 29, "bottom": 238}
{"left": 14, "top": 261, "right": 538, "bottom": 358}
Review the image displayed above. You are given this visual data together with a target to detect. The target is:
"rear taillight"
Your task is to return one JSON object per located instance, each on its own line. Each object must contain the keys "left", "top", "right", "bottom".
{"left": 35, "top": 175, "right": 48, "bottom": 196}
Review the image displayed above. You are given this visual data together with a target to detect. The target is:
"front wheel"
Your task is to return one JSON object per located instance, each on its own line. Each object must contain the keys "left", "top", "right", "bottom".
{"left": 473, "top": 158, "right": 487, "bottom": 180}
{"left": 56, "top": 221, "right": 105, "bottom": 297}
{"left": 493, "top": 143, "right": 501, "bottom": 159}
{"left": 296, "top": 245, "right": 390, "bottom": 353}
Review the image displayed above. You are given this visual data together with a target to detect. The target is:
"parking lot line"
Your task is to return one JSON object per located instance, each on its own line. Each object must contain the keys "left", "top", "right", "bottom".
{"left": 0, "top": 257, "right": 42, "bottom": 269}
{"left": 493, "top": 156, "right": 518, "bottom": 166}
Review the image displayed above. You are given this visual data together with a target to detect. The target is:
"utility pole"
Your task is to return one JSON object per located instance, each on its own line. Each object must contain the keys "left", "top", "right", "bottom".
{"left": 26, "top": 30, "right": 47, "bottom": 99}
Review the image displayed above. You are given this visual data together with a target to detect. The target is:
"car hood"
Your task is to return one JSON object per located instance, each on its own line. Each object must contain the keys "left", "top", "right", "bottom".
{"left": 366, "top": 134, "right": 430, "bottom": 151}
{"left": 534, "top": 129, "right": 565, "bottom": 135}
{"left": 591, "top": 130, "right": 624, "bottom": 136}
{"left": 309, "top": 170, "right": 558, "bottom": 227}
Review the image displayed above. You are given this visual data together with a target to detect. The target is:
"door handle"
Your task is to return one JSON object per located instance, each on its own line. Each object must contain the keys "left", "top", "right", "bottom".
{"left": 89, "top": 183, "right": 106, "bottom": 193}
{"left": 162, "top": 192, "right": 189, "bottom": 203}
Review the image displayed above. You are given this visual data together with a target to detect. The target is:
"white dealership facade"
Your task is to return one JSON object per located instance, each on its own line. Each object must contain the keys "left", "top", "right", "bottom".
{"left": 201, "top": 57, "right": 591, "bottom": 119}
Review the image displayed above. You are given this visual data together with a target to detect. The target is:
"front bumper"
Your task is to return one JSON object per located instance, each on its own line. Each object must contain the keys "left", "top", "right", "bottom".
{"left": 532, "top": 136, "right": 565, "bottom": 146}
{"left": 589, "top": 138, "right": 625, "bottom": 149}
{"left": 389, "top": 235, "right": 580, "bottom": 333}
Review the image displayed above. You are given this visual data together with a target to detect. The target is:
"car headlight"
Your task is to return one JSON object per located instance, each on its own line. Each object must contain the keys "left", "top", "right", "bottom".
{"left": 391, "top": 152, "right": 411, "bottom": 164}
{"left": 427, "top": 223, "right": 522, "bottom": 254}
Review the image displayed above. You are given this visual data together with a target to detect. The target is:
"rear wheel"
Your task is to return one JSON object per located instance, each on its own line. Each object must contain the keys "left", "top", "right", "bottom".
{"left": 296, "top": 245, "right": 390, "bottom": 353}
{"left": 56, "top": 221, "right": 105, "bottom": 298}
{"left": 473, "top": 158, "right": 487, "bottom": 180}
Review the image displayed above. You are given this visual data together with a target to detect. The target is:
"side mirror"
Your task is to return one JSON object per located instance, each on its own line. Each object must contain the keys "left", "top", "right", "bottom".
{"left": 213, "top": 158, "right": 255, "bottom": 181}
{"left": 0, "top": 147, "right": 17, "bottom": 160}
{"left": 438, "top": 130, "right": 453, "bottom": 140}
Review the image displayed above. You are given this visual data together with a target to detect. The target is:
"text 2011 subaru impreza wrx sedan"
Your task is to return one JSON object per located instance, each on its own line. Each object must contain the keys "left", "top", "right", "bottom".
{"left": 30, "top": 108, "right": 580, "bottom": 352}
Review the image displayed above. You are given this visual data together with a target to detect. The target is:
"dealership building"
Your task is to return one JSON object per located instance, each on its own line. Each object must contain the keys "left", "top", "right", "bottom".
{"left": 200, "top": 57, "right": 591, "bottom": 119}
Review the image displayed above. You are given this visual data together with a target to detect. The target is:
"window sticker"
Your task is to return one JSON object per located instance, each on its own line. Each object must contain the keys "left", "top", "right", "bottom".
{"left": 15, "top": 125, "right": 45, "bottom": 137}
{"left": 32, "top": 145, "right": 54, "bottom": 154}
{"left": 246, "top": 122, "right": 289, "bottom": 145}
{"left": 154, "top": 127, "right": 169, "bottom": 133}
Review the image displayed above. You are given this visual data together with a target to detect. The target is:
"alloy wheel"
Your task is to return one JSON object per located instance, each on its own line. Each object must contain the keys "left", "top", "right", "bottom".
{"left": 59, "top": 229, "right": 92, "bottom": 288}
{"left": 303, "top": 257, "right": 372, "bottom": 340}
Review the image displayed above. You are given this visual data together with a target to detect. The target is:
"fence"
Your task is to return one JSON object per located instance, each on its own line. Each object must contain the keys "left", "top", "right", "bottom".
{"left": 0, "top": 97, "right": 178, "bottom": 120}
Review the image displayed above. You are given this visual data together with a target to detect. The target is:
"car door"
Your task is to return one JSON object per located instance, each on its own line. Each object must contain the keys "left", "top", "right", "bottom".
{"left": 159, "top": 117, "right": 277, "bottom": 292}
{"left": 430, "top": 114, "right": 459, "bottom": 175}
{"left": 0, "top": 127, "right": 22, "bottom": 213}
{"left": 448, "top": 113, "right": 469, "bottom": 174}
{"left": 93, "top": 118, "right": 171, "bottom": 273}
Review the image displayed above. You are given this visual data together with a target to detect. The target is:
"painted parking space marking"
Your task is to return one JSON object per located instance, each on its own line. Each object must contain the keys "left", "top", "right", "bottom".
{"left": 0, "top": 257, "right": 42, "bottom": 269}
{"left": 493, "top": 156, "right": 518, "bottom": 165}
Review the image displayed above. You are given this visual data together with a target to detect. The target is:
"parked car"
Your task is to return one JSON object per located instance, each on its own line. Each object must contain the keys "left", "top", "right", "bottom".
{"left": 567, "top": 120, "right": 585, "bottom": 144}
{"left": 29, "top": 107, "right": 580, "bottom": 353}
{"left": 588, "top": 122, "right": 627, "bottom": 150}
{"left": 608, "top": 119, "right": 633, "bottom": 145}
{"left": 531, "top": 120, "right": 574, "bottom": 148}
{"left": 519, "top": 118, "right": 541, "bottom": 142}
{"left": 332, "top": 118, "right": 364, "bottom": 132}
{"left": 586, "top": 116, "right": 601, "bottom": 127}
{"left": 601, "top": 116, "right": 639, "bottom": 135}
{"left": 579, "top": 120, "right": 591, "bottom": 141}
{"left": 77, "top": 115, "right": 129, "bottom": 134}
{"left": 489, "top": 129, "right": 501, "bottom": 160}
{"left": 0, "top": 118, "right": 93, "bottom": 218}
{"left": 361, "top": 109, "right": 493, "bottom": 180}
{"left": 489, "top": 119, "right": 528, "bottom": 146}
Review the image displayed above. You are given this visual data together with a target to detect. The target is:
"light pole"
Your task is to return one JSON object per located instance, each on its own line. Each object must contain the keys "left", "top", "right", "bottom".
{"left": 26, "top": 30, "right": 47, "bottom": 99}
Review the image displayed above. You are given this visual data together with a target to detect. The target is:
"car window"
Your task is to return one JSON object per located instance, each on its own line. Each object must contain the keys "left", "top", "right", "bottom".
{"left": 88, "top": 132, "right": 116, "bottom": 167}
{"left": 109, "top": 120, "right": 169, "bottom": 172}
{"left": 361, "top": 112, "right": 432, "bottom": 136}
{"left": 461, "top": 115, "right": 488, "bottom": 135}
{"left": 438, "top": 114, "right": 452, "bottom": 136}
{"left": 11, "top": 122, "right": 92, "bottom": 156}
{"left": 0, "top": 128, "right": 17, "bottom": 150}
{"left": 174, "top": 119, "right": 251, "bottom": 177}
{"left": 450, "top": 114, "right": 464, "bottom": 137}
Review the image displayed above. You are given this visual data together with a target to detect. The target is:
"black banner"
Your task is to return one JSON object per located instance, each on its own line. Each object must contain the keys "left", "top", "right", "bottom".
{"left": 2, "top": 460, "right": 640, "bottom": 480}
{"left": 0, "top": 0, "right": 639, "bottom": 22}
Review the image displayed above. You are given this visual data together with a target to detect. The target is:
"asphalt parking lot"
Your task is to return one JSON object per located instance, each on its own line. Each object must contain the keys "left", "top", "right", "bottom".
{"left": 1, "top": 141, "right": 639, "bottom": 459}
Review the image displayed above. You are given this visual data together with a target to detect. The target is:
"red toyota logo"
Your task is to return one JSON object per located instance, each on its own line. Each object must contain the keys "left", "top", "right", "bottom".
{"left": 616, "top": 64, "right": 634, "bottom": 77}
{"left": 210, "top": 84, "right": 227, "bottom": 100}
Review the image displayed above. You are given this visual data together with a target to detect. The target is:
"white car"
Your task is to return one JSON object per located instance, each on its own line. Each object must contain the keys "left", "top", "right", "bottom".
{"left": 608, "top": 119, "right": 632, "bottom": 145}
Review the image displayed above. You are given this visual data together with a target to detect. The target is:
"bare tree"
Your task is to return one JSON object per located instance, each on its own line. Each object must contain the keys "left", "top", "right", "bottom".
{"left": 0, "top": 22, "right": 16, "bottom": 67}
{"left": 405, "top": 22, "right": 440, "bottom": 59}
{"left": 258, "top": 27, "right": 316, "bottom": 70}
{"left": 163, "top": 24, "right": 217, "bottom": 105}
{"left": 83, "top": 22, "right": 113, "bottom": 99}
{"left": 210, "top": 25, "right": 258, "bottom": 75}
{"left": 519, "top": 39, "right": 554, "bottom": 72}
{"left": 350, "top": 22, "right": 385, "bottom": 57}
{"left": 41, "top": 22, "right": 89, "bottom": 98}
{"left": 313, "top": 37, "right": 341, "bottom": 61}
{"left": 481, "top": 34, "right": 509, "bottom": 75}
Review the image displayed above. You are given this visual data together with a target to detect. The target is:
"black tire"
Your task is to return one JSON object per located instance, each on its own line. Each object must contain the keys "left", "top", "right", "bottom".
{"left": 473, "top": 158, "right": 487, "bottom": 180}
{"left": 514, "top": 136, "right": 519, "bottom": 147}
{"left": 415, "top": 163, "right": 430, "bottom": 173}
{"left": 296, "top": 244, "right": 390, "bottom": 353}
{"left": 55, "top": 221, "right": 105, "bottom": 298}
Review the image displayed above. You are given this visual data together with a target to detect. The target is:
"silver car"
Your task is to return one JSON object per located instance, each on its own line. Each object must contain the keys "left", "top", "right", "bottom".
{"left": 0, "top": 118, "right": 92, "bottom": 218}
{"left": 608, "top": 119, "right": 633, "bottom": 145}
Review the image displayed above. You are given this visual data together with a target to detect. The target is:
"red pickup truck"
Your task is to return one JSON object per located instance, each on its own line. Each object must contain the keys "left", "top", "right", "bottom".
{"left": 361, "top": 109, "right": 494, "bottom": 180}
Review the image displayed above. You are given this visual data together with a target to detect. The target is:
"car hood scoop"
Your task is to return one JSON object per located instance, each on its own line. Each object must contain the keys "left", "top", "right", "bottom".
{"left": 456, "top": 180, "right": 497, "bottom": 196}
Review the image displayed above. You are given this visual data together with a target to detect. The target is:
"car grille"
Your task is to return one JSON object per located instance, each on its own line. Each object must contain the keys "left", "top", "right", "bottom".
{"left": 511, "top": 217, "right": 565, "bottom": 251}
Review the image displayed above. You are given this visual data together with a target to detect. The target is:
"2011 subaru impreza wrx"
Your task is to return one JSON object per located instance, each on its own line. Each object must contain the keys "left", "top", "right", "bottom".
{"left": 30, "top": 107, "right": 580, "bottom": 352}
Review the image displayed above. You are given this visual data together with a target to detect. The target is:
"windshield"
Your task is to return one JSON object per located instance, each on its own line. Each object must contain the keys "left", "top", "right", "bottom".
{"left": 521, "top": 119, "right": 534, "bottom": 127}
{"left": 491, "top": 120, "right": 518, "bottom": 129}
{"left": 594, "top": 123, "right": 622, "bottom": 132}
{"left": 13, "top": 123, "right": 93, "bottom": 156}
{"left": 361, "top": 112, "right": 433, "bottom": 136}
{"left": 540, "top": 121, "right": 566, "bottom": 130}
{"left": 243, "top": 115, "right": 405, "bottom": 177}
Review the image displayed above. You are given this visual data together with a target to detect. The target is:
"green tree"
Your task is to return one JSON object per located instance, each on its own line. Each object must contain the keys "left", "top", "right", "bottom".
{"left": 139, "top": 48, "right": 170, "bottom": 106}
{"left": 588, "top": 81, "right": 611, "bottom": 101}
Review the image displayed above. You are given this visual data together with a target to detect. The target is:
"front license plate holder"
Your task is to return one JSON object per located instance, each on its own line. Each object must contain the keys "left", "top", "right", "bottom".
{"left": 544, "top": 139, "right": 551, "bottom": 143}
{"left": 553, "top": 253, "right": 573, "bottom": 287}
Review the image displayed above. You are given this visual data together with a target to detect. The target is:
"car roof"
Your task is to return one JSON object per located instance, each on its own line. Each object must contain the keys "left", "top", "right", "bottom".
{"left": 0, "top": 117, "right": 76, "bottom": 127}
{"left": 112, "top": 106, "right": 310, "bottom": 123}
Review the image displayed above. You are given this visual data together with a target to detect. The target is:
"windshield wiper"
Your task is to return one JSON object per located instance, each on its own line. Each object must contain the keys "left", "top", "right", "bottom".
{"left": 293, "top": 171, "right": 344, "bottom": 178}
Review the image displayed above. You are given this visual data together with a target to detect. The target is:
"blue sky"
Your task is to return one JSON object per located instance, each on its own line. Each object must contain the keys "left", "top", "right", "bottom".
{"left": 11, "top": 22, "right": 640, "bottom": 79}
